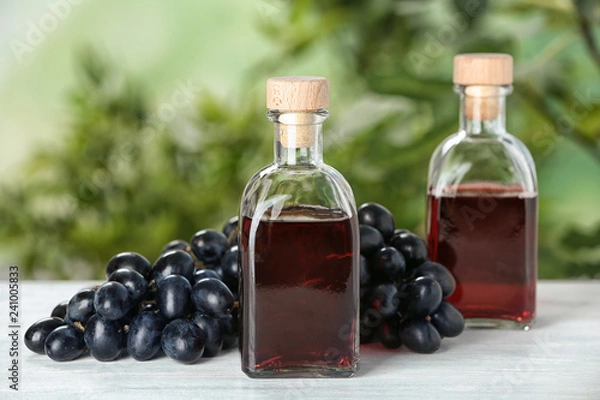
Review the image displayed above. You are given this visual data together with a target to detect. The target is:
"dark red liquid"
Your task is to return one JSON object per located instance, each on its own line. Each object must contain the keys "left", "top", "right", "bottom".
{"left": 240, "top": 209, "right": 358, "bottom": 375}
{"left": 427, "top": 183, "right": 537, "bottom": 324}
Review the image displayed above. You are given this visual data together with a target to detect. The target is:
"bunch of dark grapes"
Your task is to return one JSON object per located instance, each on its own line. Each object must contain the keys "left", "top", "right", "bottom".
{"left": 25, "top": 218, "right": 240, "bottom": 364}
{"left": 358, "top": 203, "right": 465, "bottom": 354}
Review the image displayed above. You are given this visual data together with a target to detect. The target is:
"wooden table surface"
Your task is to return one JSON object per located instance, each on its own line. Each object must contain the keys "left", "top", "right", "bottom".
{"left": 1, "top": 280, "right": 599, "bottom": 399}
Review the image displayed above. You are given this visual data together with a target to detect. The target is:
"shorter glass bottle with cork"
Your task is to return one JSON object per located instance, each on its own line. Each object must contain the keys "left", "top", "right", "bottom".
{"left": 427, "top": 54, "right": 538, "bottom": 330}
{"left": 239, "top": 76, "right": 360, "bottom": 378}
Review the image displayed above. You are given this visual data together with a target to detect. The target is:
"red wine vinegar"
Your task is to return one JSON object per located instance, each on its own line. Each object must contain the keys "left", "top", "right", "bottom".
{"left": 240, "top": 209, "right": 359, "bottom": 376}
{"left": 427, "top": 183, "right": 537, "bottom": 327}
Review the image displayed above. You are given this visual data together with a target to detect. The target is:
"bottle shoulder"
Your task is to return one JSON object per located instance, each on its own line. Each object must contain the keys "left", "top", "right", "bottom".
{"left": 240, "top": 163, "right": 357, "bottom": 219}
{"left": 432, "top": 130, "right": 534, "bottom": 156}
{"left": 428, "top": 130, "right": 537, "bottom": 194}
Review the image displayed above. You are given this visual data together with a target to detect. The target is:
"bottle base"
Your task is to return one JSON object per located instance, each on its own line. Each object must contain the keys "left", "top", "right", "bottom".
{"left": 465, "top": 317, "right": 535, "bottom": 331}
{"left": 242, "top": 364, "right": 358, "bottom": 379}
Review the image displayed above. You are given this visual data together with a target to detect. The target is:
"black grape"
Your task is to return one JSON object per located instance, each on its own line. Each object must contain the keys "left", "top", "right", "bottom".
{"left": 142, "top": 303, "right": 158, "bottom": 313}
{"left": 192, "top": 268, "right": 221, "bottom": 285}
{"left": 161, "top": 239, "right": 190, "bottom": 254}
{"left": 369, "top": 283, "right": 399, "bottom": 319}
{"left": 44, "top": 325, "right": 86, "bottom": 362}
{"left": 398, "top": 319, "right": 441, "bottom": 354}
{"left": 218, "top": 313, "right": 238, "bottom": 350}
{"left": 50, "top": 301, "right": 68, "bottom": 319}
{"left": 359, "top": 255, "right": 370, "bottom": 287}
{"left": 222, "top": 216, "right": 239, "bottom": 245}
{"left": 398, "top": 277, "right": 443, "bottom": 318}
{"left": 393, "top": 228, "right": 410, "bottom": 236}
{"left": 127, "top": 311, "right": 165, "bottom": 361}
{"left": 161, "top": 319, "right": 205, "bottom": 364}
{"left": 369, "top": 246, "right": 406, "bottom": 282}
{"left": 94, "top": 281, "right": 131, "bottom": 321}
{"left": 191, "top": 278, "right": 234, "bottom": 318}
{"left": 66, "top": 288, "right": 96, "bottom": 327}
{"left": 378, "top": 315, "right": 403, "bottom": 349}
{"left": 190, "top": 229, "right": 229, "bottom": 265}
{"left": 219, "top": 246, "right": 239, "bottom": 294}
{"left": 359, "top": 225, "right": 384, "bottom": 256}
{"left": 106, "top": 252, "right": 152, "bottom": 280}
{"left": 84, "top": 314, "right": 126, "bottom": 362}
{"left": 359, "top": 308, "right": 382, "bottom": 344}
{"left": 153, "top": 250, "right": 195, "bottom": 283}
{"left": 358, "top": 203, "right": 395, "bottom": 240}
{"left": 389, "top": 231, "right": 428, "bottom": 270}
{"left": 24, "top": 317, "right": 65, "bottom": 354}
{"left": 108, "top": 268, "right": 148, "bottom": 305}
{"left": 156, "top": 275, "right": 192, "bottom": 321}
{"left": 208, "top": 264, "right": 225, "bottom": 280}
{"left": 430, "top": 301, "right": 465, "bottom": 338}
{"left": 191, "top": 312, "right": 223, "bottom": 357}
{"left": 414, "top": 261, "right": 456, "bottom": 298}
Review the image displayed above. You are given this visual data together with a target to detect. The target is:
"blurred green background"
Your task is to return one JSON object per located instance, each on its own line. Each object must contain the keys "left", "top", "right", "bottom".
{"left": 0, "top": 0, "right": 599, "bottom": 279}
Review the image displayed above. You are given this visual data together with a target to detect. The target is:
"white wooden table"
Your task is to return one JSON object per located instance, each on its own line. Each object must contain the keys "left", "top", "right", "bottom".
{"left": 1, "top": 281, "right": 598, "bottom": 399}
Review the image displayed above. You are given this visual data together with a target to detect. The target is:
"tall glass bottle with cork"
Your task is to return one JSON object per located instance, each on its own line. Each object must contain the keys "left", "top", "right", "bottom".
{"left": 239, "top": 76, "right": 360, "bottom": 377}
{"left": 426, "top": 54, "right": 538, "bottom": 330}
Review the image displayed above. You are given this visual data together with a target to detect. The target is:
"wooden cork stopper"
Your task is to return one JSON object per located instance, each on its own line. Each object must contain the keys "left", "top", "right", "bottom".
{"left": 266, "top": 76, "right": 329, "bottom": 111}
{"left": 453, "top": 53, "right": 513, "bottom": 85}
{"left": 464, "top": 86, "right": 501, "bottom": 120}
{"left": 277, "top": 113, "right": 319, "bottom": 148}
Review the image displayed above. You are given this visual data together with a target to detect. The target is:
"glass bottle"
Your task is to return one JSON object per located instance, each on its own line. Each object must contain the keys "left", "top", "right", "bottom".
{"left": 239, "top": 76, "right": 360, "bottom": 378}
{"left": 426, "top": 54, "right": 538, "bottom": 330}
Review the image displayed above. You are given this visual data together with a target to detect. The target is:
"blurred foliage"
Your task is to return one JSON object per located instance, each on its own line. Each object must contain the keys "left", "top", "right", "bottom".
{"left": 0, "top": 0, "right": 599, "bottom": 279}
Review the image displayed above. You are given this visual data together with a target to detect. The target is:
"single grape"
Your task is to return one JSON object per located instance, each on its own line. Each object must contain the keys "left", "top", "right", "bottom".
{"left": 389, "top": 231, "right": 428, "bottom": 270}
{"left": 161, "top": 239, "right": 190, "bottom": 254}
{"left": 44, "top": 325, "right": 86, "bottom": 362}
{"left": 50, "top": 301, "right": 68, "bottom": 319}
{"left": 218, "top": 313, "right": 238, "bottom": 350}
{"left": 369, "top": 283, "right": 400, "bottom": 318}
{"left": 122, "top": 307, "right": 139, "bottom": 325}
{"left": 108, "top": 268, "right": 148, "bottom": 305}
{"left": 222, "top": 216, "right": 239, "bottom": 244}
{"left": 358, "top": 203, "right": 395, "bottom": 240}
{"left": 141, "top": 303, "right": 158, "bottom": 313}
{"left": 153, "top": 250, "right": 195, "bottom": 283}
{"left": 84, "top": 314, "right": 126, "bottom": 362}
{"left": 378, "top": 315, "right": 403, "bottom": 349}
{"left": 191, "top": 312, "right": 223, "bottom": 357}
{"left": 219, "top": 246, "right": 239, "bottom": 294}
{"left": 208, "top": 264, "right": 225, "bottom": 280}
{"left": 393, "top": 228, "right": 410, "bottom": 236}
{"left": 430, "top": 301, "right": 465, "bottom": 338}
{"left": 161, "top": 319, "right": 205, "bottom": 364}
{"left": 398, "top": 319, "right": 441, "bottom": 354}
{"left": 359, "top": 308, "right": 382, "bottom": 344}
{"left": 192, "top": 268, "right": 222, "bottom": 285}
{"left": 127, "top": 311, "right": 165, "bottom": 361}
{"left": 190, "top": 229, "right": 229, "bottom": 265}
{"left": 156, "top": 275, "right": 192, "bottom": 321}
{"left": 359, "top": 255, "right": 370, "bottom": 287}
{"left": 413, "top": 261, "right": 456, "bottom": 298}
{"left": 398, "top": 276, "right": 443, "bottom": 318}
{"left": 24, "top": 317, "right": 65, "bottom": 354}
{"left": 359, "top": 225, "right": 385, "bottom": 256}
{"left": 66, "top": 288, "right": 96, "bottom": 327}
{"left": 106, "top": 252, "right": 152, "bottom": 280}
{"left": 94, "top": 281, "right": 131, "bottom": 321}
{"left": 369, "top": 246, "right": 406, "bottom": 282}
{"left": 191, "top": 278, "right": 234, "bottom": 318}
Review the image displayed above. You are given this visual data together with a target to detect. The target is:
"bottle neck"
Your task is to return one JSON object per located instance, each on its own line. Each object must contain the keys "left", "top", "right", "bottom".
{"left": 268, "top": 110, "right": 328, "bottom": 167}
{"left": 456, "top": 85, "right": 511, "bottom": 136}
